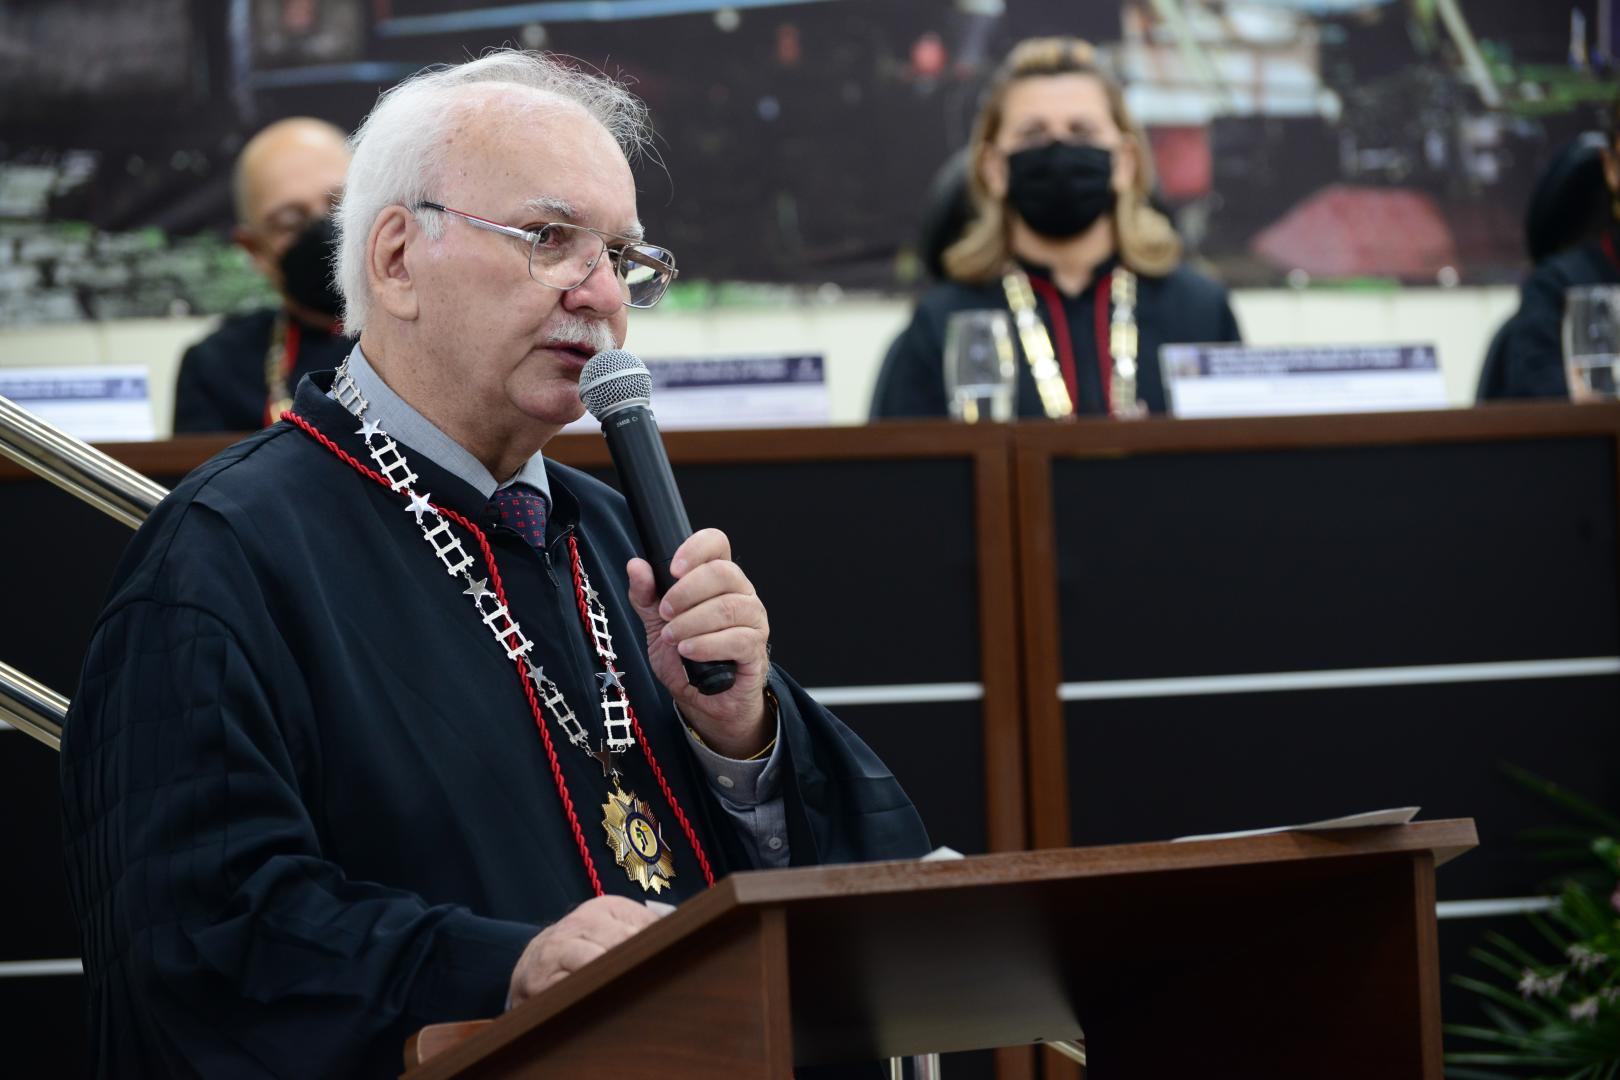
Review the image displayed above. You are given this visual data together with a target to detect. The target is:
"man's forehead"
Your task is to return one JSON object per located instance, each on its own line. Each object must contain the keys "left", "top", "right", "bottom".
{"left": 443, "top": 94, "right": 638, "bottom": 230}
{"left": 447, "top": 84, "right": 624, "bottom": 164}
{"left": 518, "top": 194, "right": 644, "bottom": 239}
{"left": 247, "top": 143, "right": 347, "bottom": 218}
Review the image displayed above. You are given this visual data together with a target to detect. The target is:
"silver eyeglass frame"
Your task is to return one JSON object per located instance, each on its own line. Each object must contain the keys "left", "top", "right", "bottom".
{"left": 415, "top": 200, "right": 678, "bottom": 309}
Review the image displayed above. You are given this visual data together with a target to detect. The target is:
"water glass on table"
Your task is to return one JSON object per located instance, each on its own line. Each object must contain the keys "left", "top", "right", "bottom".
{"left": 1563, "top": 285, "right": 1620, "bottom": 400}
{"left": 944, "top": 310, "right": 1017, "bottom": 423}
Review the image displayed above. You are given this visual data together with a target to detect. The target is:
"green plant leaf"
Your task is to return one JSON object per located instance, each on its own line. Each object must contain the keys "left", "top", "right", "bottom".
{"left": 1446, "top": 1051, "right": 1583, "bottom": 1064}
{"left": 1450, "top": 974, "right": 1566, "bottom": 1026}
{"left": 1528, "top": 911, "right": 1573, "bottom": 954}
{"left": 1502, "top": 764, "right": 1620, "bottom": 834}
{"left": 1481, "top": 1001, "right": 1530, "bottom": 1035}
{"left": 1594, "top": 837, "right": 1620, "bottom": 874}
{"left": 1446, "top": 1022, "right": 1562, "bottom": 1049}
{"left": 1453, "top": 769, "right": 1620, "bottom": 1074}
{"left": 1469, "top": 944, "right": 1532, "bottom": 983}
{"left": 1484, "top": 931, "right": 1554, "bottom": 971}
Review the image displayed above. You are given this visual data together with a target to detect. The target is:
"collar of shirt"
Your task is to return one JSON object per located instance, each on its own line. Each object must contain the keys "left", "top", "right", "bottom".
{"left": 1017, "top": 254, "right": 1121, "bottom": 299}
{"left": 339, "top": 343, "right": 552, "bottom": 506}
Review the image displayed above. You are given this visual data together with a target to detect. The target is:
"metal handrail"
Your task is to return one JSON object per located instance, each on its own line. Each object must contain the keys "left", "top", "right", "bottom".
{"left": 0, "top": 392, "right": 174, "bottom": 752}
{"left": 0, "top": 393, "right": 168, "bottom": 529}
{"left": 0, "top": 661, "right": 66, "bottom": 751}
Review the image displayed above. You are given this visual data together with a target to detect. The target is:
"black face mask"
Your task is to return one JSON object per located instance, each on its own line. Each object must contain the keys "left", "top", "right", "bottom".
{"left": 278, "top": 216, "right": 343, "bottom": 320}
{"left": 1006, "top": 142, "right": 1115, "bottom": 240}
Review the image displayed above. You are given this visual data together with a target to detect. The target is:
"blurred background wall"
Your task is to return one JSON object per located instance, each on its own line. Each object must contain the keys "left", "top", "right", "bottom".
{"left": 0, "top": 288, "right": 1520, "bottom": 430}
{"left": 0, "top": 0, "right": 1611, "bottom": 425}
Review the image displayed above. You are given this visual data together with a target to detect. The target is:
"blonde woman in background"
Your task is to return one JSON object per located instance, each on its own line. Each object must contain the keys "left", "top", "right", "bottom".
{"left": 872, "top": 37, "right": 1240, "bottom": 420}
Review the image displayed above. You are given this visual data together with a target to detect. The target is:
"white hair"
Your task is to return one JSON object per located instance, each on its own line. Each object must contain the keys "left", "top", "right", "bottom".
{"left": 334, "top": 49, "right": 650, "bottom": 333}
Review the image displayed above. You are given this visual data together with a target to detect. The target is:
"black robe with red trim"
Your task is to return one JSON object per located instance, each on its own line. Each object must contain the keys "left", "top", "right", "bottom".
{"left": 871, "top": 258, "right": 1242, "bottom": 419}
{"left": 60, "top": 372, "right": 929, "bottom": 1078}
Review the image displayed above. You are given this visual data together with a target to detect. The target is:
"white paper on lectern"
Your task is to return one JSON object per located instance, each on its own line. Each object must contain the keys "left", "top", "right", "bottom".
{"left": 919, "top": 846, "right": 965, "bottom": 862}
{"left": 1169, "top": 806, "right": 1420, "bottom": 844}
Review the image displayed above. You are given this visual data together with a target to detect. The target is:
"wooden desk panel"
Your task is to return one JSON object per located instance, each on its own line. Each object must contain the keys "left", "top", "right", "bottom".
{"left": 1014, "top": 403, "right": 1620, "bottom": 860}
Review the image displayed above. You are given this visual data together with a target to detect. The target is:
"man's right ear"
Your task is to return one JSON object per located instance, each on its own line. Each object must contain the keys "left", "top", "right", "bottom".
{"left": 368, "top": 205, "right": 419, "bottom": 322}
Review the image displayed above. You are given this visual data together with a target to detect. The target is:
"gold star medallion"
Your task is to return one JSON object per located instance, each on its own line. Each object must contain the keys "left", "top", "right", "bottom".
{"left": 602, "top": 785, "right": 676, "bottom": 894}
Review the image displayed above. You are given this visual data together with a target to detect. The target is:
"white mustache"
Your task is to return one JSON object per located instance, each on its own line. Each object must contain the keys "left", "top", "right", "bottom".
{"left": 541, "top": 317, "right": 617, "bottom": 353}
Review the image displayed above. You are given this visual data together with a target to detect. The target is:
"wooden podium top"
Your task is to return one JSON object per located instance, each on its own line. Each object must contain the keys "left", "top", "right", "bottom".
{"left": 720, "top": 817, "right": 1476, "bottom": 903}
{"left": 406, "top": 819, "right": 1475, "bottom": 1076}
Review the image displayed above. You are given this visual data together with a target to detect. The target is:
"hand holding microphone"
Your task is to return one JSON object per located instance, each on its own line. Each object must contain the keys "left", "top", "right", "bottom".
{"left": 579, "top": 351, "right": 772, "bottom": 756}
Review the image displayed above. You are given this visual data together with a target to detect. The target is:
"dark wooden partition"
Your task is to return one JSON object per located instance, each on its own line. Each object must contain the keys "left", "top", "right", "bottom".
{"left": 6, "top": 403, "right": 1619, "bottom": 1079}
{"left": 1016, "top": 402, "right": 1620, "bottom": 878}
{"left": 1009, "top": 402, "right": 1620, "bottom": 1079}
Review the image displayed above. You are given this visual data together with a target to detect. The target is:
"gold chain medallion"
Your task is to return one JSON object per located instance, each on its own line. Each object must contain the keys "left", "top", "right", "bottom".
{"left": 602, "top": 785, "right": 676, "bottom": 894}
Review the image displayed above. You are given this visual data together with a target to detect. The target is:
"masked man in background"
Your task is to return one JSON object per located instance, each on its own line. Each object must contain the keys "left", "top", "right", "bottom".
{"left": 172, "top": 117, "right": 352, "bottom": 433}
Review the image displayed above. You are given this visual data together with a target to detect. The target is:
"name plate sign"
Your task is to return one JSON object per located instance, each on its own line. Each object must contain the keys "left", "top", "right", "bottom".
{"left": 1162, "top": 343, "right": 1447, "bottom": 419}
{"left": 0, "top": 365, "right": 154, "bottom": 441}
{"left": 566, "top": 354, "right": 828, "bottom": 432}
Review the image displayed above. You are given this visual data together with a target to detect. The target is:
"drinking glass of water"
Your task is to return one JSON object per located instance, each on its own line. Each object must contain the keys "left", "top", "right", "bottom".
{"left": 944, "top": 310, "right": 1016, "bottom": 423}
{"left": 1563, "top": 286, "right": 1620, "bottom": 400}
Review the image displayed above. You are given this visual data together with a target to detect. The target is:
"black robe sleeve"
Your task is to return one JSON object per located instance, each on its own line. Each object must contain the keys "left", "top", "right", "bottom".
{"left": 172, "top": 339, "right": 243, "bottom": 434}
{"left": 1497, "top": 263, "right": 1574, "bottom": 399}
{"left": 1216, "top": 287, "right": 1243, "bottom": 343}
{"left": 61, "top": 539, "right": 538, "bottom": 1077}
{"left": 769, "top": 669, "right": 932, "bottom": 864}
{"left": 870, "top": 299, "right": 951, "bottom": 419}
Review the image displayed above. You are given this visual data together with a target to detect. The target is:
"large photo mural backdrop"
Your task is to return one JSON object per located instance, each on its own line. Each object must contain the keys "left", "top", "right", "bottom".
{"left": 1, "top": 0, "right": 1614, "bottom": 323}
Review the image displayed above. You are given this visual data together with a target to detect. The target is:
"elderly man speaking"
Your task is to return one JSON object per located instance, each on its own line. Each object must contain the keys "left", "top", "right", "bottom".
{"left": 60, "top": 51, "right": 928, "bottom": 1078}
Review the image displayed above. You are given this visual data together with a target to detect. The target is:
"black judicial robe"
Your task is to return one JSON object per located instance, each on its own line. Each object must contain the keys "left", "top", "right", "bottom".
{"left": 173, "top": 308, "right": 352, "bottom": 433}
{"left": 871, "top": 258, "right": 1241, "bottom": 418}
{"left": 1491, "top": 230, "right": 1620, "bottom": 399}
{"left": 60, "top": 373, "right": 929, "bottom": 1078}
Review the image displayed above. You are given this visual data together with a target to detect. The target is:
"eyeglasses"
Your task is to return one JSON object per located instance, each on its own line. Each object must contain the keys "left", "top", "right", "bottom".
{"left": 416, "top": 201, "right": 678, "bottom": 309}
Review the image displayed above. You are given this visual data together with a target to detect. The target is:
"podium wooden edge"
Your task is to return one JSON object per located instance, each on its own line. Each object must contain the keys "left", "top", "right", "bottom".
{"left": 8, "top": 403, "right": 1618, "bottom": 484}
{"left": 406, "top": 1022, "right": 493, "bottom": 1070}
{"left": 402, "top": 876, "right": 749, "bottom": 1078}
{"left": 401, "top": 820, "right": 1476, "bottom": 1077}
{"left": 723, "top": 818, "right": 1477, "bottom": 906}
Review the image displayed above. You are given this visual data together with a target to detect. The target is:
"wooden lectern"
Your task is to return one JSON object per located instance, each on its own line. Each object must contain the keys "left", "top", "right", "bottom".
{"left": 403, "top": 820, "right": 1475, "bottom": 1079}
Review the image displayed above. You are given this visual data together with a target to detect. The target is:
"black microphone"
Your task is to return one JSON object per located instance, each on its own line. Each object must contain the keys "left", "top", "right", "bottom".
{"left": 578, "top": 349, "right": 737, "bottom": 696}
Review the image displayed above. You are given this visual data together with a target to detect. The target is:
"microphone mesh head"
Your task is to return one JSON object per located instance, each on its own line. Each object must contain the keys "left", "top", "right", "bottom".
{"left": 578, "top": 349, "right": 653, "bottom": 419}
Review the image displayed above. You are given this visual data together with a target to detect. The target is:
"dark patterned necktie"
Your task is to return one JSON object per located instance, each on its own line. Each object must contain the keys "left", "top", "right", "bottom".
{"left": 489, "top": 482, "right": 548, "bottom": 549}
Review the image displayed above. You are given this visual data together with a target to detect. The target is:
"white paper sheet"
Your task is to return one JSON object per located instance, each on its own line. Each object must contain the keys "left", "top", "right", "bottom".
{"left": 919, "top": 846, "right": 965, "bottom": 862}
{"left": 1170, "top": 806, "right": 1420, "bottom": 843}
